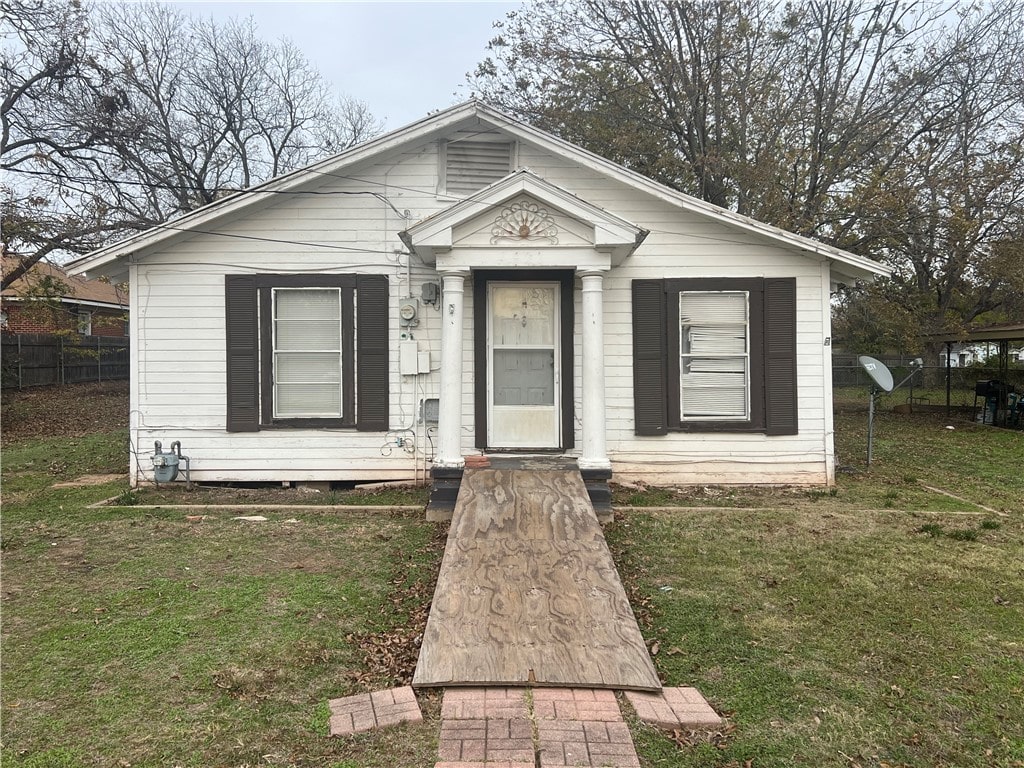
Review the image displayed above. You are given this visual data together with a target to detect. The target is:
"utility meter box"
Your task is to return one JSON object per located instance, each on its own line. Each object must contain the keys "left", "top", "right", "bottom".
{"left": 399, "top": 340, "right": 419, "bottom": 375}
{"left": 399, "top": 299, "right": 419, "bottom": 328}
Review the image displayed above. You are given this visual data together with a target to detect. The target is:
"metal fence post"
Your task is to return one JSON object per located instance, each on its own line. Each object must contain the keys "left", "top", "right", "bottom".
{"left": 17, "top": 334, "right": 23, "bottom": 390}
{"left": 59, "top": 335, "right": 65, "bottom": 385}
{"left": 97, "top": 337, "right": 102, "bottom": 382}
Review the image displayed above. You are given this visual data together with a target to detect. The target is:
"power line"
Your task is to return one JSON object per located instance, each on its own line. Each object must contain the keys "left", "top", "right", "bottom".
{"left": 8, "top": 167, "right": 409, "bottom": 217}
{"left": 138, "top": 221, "right": 406, "bottom": 256}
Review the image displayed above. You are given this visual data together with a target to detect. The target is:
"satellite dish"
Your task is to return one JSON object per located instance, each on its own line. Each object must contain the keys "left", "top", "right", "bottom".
{"left": 855, "top": 356, "right": 924, "bottom": 466}
{"left": 858, "top": 355, "right": 894, "bottom": 392}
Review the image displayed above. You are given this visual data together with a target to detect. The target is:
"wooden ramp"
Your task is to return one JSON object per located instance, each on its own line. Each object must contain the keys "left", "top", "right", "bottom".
{"left": 413, "top": 468, "right": 661, "bottom": 691}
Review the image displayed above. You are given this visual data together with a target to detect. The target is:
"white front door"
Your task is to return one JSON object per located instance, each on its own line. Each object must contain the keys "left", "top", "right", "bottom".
{"left": 487, "top": 282, "right": 560, "bottom": 449}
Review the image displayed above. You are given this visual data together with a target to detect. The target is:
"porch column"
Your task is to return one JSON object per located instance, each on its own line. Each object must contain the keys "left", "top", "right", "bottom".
{"left": 578, "top": 269, "right": 611, "bottom": 470}
{"left": 435, "top": 269, "right": 469, "bottom": 468}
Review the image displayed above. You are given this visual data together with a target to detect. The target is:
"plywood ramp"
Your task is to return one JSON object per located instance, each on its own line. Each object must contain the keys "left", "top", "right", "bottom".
{"left": 413, "top": 468, "right": 661, "bottom": 691}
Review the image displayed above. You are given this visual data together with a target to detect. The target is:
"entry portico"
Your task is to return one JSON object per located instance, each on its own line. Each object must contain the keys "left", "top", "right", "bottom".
{"left": 399, "top": 170, "right": 647, "bottom": 511}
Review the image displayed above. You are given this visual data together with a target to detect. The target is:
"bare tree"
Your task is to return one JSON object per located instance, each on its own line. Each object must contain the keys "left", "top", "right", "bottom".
{"left": 1, "top": 0, "right": 135, "bottom": 288}
{"left": 2, "top": 0, "right": 382, "bottom": 290}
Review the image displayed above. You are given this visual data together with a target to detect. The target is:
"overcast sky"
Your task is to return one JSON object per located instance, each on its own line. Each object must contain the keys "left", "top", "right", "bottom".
{"left": 171, "top": 1, "right": 521, "bottom": 130}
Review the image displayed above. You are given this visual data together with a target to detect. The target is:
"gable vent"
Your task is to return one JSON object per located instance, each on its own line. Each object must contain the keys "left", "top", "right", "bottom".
{"left": 444, "top": 140, "right": 513, "bottom": 196}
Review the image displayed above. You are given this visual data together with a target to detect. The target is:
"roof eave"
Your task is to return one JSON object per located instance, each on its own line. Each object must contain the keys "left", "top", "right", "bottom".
{"left": 68, "top": 99, "right": 891, "bottom": 281}
{"left": 471, "top": 104, "right": 891, "bottom": 280}
{"left": 66, "top": 101, "right": 489, "bottom": 276}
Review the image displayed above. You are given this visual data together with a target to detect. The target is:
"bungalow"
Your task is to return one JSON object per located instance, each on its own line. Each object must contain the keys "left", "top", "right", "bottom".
{"left": 67, "top": 101, "right": 889, "bottom": 506}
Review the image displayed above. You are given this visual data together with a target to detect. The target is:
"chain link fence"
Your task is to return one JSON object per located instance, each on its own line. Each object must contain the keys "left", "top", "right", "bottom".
{"left": 832, "top": 353, "right": 1024, "bottom": 426}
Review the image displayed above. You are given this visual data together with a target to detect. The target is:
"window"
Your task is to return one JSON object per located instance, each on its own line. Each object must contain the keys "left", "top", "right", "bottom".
{"left": 77, "top": 310, "right": 92, "bottom": 335}
{"left": 679, "top": 291, "right": 750, "bottom": 420}
{"left": 439, "top": 138, "right": 514, "bottom": 196}
{"left": 273, "top": 288, "right": 344, "bottom": 418}
{"left": 224, "top": 274, "right": 388, "bottom": 432}
{"left": 632, "top": 278, "right": 798, "bottom": 436}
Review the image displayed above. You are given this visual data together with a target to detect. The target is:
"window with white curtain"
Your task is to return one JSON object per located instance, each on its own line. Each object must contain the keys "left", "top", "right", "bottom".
{"left": 273, "top": 288, "right": 343, "bottom": 418}
{"left": 679, "top": 291, "right": 749, "bottom": 420}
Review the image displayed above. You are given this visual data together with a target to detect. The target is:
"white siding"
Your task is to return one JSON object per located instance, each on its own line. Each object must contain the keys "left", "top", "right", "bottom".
{"left": 130, "top": 130, "right": 834, "bottom": 486}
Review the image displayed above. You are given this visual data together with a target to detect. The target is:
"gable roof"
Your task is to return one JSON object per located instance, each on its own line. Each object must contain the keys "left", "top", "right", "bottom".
{"left": 66, "top": 100, "right": 890, "bottom": 282}
{"left": 2, "top": 256, "right": 127, "bottom": 308}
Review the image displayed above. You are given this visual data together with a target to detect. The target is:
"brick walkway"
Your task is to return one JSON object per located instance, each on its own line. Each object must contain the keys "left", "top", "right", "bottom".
{"left": 327, "top": 684, "right": 723, "bottom": 765}
{"left": 328, "top": 686, "right": 422, "bottom": 736}
{"left": 437, "top": 687, "right": 642, "bottom": 768}
{"left": 624, "top": 687, "right": 723, "bottom": 730}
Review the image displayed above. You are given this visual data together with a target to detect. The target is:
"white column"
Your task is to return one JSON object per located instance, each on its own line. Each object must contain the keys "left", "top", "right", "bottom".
{"left": 578, "top": 270, "right": 611, "bottom": 470}
{"left": 435, "top": 270, "right": 468, "bottom": 468}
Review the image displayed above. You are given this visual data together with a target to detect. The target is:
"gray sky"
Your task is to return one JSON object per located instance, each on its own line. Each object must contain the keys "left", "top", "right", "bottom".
{"left": 172, "top": 1, "right": 520, "bottom": 130}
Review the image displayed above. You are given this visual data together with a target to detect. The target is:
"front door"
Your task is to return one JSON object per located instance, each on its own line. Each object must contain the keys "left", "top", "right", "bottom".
{"left": 487, "top": 282, "right": 560, "bottom": 449}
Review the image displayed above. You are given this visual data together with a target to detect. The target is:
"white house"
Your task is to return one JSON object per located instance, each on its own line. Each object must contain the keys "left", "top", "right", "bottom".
{"left": 939, "top": 342, "right": 1024, "bottom": 368}
{"left": 67, "top": 101, "right": 889, "bottom": 510}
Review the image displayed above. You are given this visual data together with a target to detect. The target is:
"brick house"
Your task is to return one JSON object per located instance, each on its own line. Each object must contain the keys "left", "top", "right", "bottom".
{"left": 2, "top": 256, "right": 128, "bottom": 337}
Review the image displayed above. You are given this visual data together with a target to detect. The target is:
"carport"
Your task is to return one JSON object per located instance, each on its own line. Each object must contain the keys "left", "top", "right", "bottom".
{"left": 924, "top": 322, "right": 1024, "bottom": 420}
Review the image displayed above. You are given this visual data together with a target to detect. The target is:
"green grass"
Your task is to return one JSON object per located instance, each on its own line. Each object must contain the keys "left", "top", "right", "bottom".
{"left": 3, "top": 386, "right": 1022, "bottom": 767}
{"left": 604, "top": 405, "right": 1023, "bottom": 767}
{"left": 1, "top": 425, "right": 444, "bottom": 767}
{"left": 615, "top": 407, "right": 1022, "bottom": 516}
{"left": 607, "top": 507, "right": 1024, "bottom": 767}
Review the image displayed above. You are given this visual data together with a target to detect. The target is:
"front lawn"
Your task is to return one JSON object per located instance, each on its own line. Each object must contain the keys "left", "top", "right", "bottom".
{"left": 2, "top": 383, "right": 1021, "bottom": 767}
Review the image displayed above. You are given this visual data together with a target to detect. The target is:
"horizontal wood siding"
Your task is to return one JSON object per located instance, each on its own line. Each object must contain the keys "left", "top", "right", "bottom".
{"left": 129, "top": 131, "right": 833, "bottom": 485}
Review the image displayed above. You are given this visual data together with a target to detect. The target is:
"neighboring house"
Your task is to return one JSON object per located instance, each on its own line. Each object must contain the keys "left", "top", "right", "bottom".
{"left": 67, "top": 101, "right": 888, "bottom": 497}
{"left": 939, "top": 342, "right": 1024, "bottom": 367}
{"left": 2, "top": 256, "right": 128, "bottom": 337}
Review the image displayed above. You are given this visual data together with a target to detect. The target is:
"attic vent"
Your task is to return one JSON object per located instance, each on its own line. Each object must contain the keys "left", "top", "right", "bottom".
{"left": 443, "top": 140, "right": 513, "bottom": 196}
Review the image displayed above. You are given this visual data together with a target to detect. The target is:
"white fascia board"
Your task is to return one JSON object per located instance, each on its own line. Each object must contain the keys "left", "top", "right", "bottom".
{"left": 65, "top": 102, "right": 487, "bottom": 276}
{"left": 473, "top": 105, "right": 892, "bottom": 281}
{"left": 437, "top": 247, "right": 612, "bottom": 271}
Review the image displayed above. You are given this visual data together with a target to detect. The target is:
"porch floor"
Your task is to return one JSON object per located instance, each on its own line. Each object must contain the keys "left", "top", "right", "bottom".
{"left": 412, "top": 468, "right": 660, "bottom": 691}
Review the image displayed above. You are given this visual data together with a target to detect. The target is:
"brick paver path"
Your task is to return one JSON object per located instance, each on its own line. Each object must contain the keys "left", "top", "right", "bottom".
{"left": 438, "top": 687, "right": 643, "bottom": 768}
{"left": 328, "top": 686, "right": 422, "bottom": 736}
{"left": 327, "top": 683, "right": 722, "bottom": 763}
{"left": 624, "top": 687, "right": 723, "bottom": 730}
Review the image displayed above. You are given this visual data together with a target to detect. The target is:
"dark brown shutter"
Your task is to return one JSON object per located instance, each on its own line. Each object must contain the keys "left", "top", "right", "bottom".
{"left": 763, "top": 277, "right": 798, "bottom": 435}
{"left": 225, "top": 275, "right": 260, "bottom": 432}
{"left": 632, "top": 279, "right": 669, "bottom": 435}
{"left": 356, "top": 275, "right": 389, "bottom": 431}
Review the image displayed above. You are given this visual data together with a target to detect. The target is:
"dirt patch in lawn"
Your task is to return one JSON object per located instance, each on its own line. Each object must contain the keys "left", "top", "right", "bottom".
{"left": 1, "top": 380, "right": 128, "bottom": 445}
{"left": 117, "top": 482, "right": 430, "bottom": 508}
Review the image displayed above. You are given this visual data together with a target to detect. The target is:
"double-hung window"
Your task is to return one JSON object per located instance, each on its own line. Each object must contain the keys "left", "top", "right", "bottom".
{"left": 272, "top": 288, "right": 344, "bottom": 418}
{"left": 224, "top": 274, "right": 388, "bottom": 432}
{"left": 678, "top": 291, "right": 750, "bottom": 420}
{"left": 632, "top": 277, "right": 798, "bottom": 436}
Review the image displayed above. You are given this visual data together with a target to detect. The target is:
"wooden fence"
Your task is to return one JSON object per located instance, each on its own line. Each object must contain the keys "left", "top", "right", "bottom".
{"left": 1, "top": 333, "right": 129, "bottom": 389}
